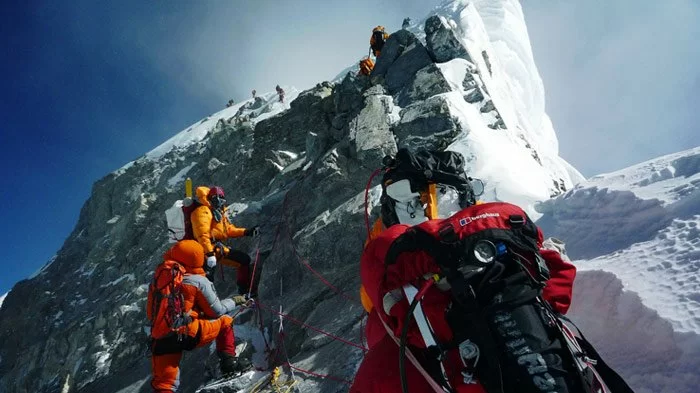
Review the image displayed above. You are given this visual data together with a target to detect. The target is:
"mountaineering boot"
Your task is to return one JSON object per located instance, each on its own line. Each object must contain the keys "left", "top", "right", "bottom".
{"left": 218, "top": 352, "right": 252, "bottom": 376}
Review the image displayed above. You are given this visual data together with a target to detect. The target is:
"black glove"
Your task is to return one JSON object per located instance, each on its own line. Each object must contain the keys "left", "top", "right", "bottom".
{"left": 244, "top": 226, "right": 260, "bottom": 237}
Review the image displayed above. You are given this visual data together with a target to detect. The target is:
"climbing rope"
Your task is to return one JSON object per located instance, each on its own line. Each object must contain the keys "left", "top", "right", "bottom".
{"left": 274, "top": 299, "right": 354, "bottom": 387}
{"left": 248, "top": 240, "right": 261, "bottom": 299}
{"left": 224, "top": 165, "right": 378, "bottom": 387}
{"left": 257, "top": 301, "right": 367, "bottom": 352}
{"left": 284, "top": 363, "right": 353, "bottom": 385}
{"left": 283, "top": 223, "right": 360, "bottom": 304}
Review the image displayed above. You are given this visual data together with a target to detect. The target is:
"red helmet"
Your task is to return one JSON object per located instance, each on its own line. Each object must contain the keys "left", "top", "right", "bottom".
{"left": 207, "top": 186, "right": 225, "bottom": 198}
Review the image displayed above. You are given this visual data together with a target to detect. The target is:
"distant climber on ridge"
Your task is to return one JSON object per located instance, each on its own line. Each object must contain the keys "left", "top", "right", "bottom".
{"left": 191, "top": 185, "right": 260, "bottom": 297}
{"left": 369, "top": 26, "right": 389, "bottom": 57}
{"left": 402, "top": 17, "right": 410, "bottom": 30}
{"left": 226, "top": 99, "right": 234, "bottom": 108}
{"left": 147, "top": 240, "right": 252, "bottom": 392}
{"left": 275, "top": 85, "right": 285, "bottom": 103}
{"left": 251, "top": 89, "right": 256, "bottom": 99}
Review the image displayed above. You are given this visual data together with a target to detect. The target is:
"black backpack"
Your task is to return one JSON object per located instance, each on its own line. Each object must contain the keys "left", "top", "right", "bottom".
{"left": 372, "top": 30, "right": 386, "bottom": 51}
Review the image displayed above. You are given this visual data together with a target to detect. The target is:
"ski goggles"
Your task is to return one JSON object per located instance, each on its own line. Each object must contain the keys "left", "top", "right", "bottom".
{"left": 208, "top": 195, "right": 226, "bottom": 208}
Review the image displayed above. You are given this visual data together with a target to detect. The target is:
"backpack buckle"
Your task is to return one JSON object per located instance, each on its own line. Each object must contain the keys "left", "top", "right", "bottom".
{"left": 534, "top": 254, "right": 550, "bottom": 282}
{"left": 508, "top": 215, "right": 525, "bottom": 228}
{"left": 437, "top": 225, "right": 457, "bottom": 243}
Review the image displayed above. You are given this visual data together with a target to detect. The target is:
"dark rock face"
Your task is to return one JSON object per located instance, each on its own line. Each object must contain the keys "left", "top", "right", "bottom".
{"left": 393, "top": 95, "right": 460, "bottom": 151}
{"left": 396, "top": 63, "right": 452, "bottom": 107}
{"left": 371, "top": 30, "right": 433, "bottom": 95}
{"left": 424, "top": 15, "right": 471, "bottom": 63}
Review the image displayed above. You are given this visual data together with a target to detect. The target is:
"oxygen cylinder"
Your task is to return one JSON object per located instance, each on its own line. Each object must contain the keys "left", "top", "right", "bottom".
{"left": 183, "top": 177, "right": 193, "bottom": 207}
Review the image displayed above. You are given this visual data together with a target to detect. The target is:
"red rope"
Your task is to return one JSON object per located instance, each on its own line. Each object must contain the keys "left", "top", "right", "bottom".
{"left": 277, "top": 325, "right": 353, "bottom": 386}
{"left": 257, "top": 301, "right": 368, "bottom": 352}
{"left": 248, "top": 245, "right": 261, "bottom": 298}
{"left": 269, "top": 188, "right": 292, "bottom": 254}
{"left": 284, "top": 363, "right": 353, "bottom": 385}
{"left": 364, "top": 168, "right": 383, "bottom": 238}
{"left": 284, "top": 224, "right": 360, "bottom": 305}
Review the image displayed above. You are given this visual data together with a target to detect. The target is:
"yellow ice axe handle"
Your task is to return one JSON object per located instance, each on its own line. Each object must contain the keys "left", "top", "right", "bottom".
{"left": 185, "top": 177, "right": 192, "bottom": 198}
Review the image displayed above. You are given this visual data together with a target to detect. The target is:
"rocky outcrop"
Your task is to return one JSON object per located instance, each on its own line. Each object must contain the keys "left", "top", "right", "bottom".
{"left": 393, "top": 95, "right": 460, "bottom": 151}
{"left": 424, "top": 15, "right": 472, "bottom": 63}
{"left": 371, "top": 30, "right": 433, "bottom": 96}
{"left": 349, "top": 86, "right": 398, "bottom": 164}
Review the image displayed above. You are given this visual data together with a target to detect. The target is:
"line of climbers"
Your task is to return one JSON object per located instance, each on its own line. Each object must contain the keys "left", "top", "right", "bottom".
{"left": 357, "top": 18, "right": 410, "bottom": 77}
{"left": 358, "top": 25, "right": 387, "bottom": 77}
{"left": 223, "top": 85, "right": 285, "bottom": 108}
{"left": 150, "top": 182, "right": 261, "bottom": 392}
{"left": 149, "top": 145, "right": 637, "bottom": 393}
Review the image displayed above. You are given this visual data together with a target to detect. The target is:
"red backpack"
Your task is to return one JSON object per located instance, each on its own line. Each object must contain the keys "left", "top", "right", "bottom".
{"left": 385, "top": 202, "right": 631, "bottom": 393}
{"left": 147, "top": 260, "right": 192, "bottom": 339}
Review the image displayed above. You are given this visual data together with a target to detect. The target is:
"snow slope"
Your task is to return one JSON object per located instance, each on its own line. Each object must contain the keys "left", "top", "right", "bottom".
{"left": 538, "top": 146, "right": 700, "bottom": 393}
{"left": 113, "top": 87, "right": 300, "bottom": 176}
{"left": 537, "top": 146, "right": 700, "bottom": 259}
{"left": 578, "top": 215, "right": 700, "bottom": 333}
{"left": 0, "top": 293, "right": 6, "bottom": 310}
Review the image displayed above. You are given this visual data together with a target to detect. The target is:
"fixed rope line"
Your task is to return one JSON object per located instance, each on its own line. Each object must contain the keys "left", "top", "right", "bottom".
{"left": 282, "top": 221, "right": 361, "bottom": 305}
{"left": 248, "top": 241, "right": 262, "bottom": 299}
{"left": 284, "top": 363, "right": 353, "bottom": 385}
{"left": 257, "top": 301, "right": 368, "bottom": 352}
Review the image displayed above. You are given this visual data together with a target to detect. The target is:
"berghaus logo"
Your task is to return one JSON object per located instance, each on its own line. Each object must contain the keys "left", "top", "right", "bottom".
{"left": 459, "top": 212, "right": 500, "bottom": 226}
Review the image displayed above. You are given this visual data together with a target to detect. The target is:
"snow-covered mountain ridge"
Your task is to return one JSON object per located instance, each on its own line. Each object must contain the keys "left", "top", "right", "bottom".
{"left": 537, "top": 146, "right": 700, "bottom": 259}
{"left": 0, "top": 1, "right": 693, "bottom": 392}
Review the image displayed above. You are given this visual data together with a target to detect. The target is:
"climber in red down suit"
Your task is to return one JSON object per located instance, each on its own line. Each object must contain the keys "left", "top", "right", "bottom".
{"left": 351, "top": 148, "right": 632, "bottom": 393}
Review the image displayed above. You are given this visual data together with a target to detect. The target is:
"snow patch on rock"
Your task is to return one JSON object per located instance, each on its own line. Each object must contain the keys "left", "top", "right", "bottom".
{"left": 0, "top": 292, "right": 8, "bottom": 311}
{"left": 167, "top": 162, "right": 197, "bottom": 187}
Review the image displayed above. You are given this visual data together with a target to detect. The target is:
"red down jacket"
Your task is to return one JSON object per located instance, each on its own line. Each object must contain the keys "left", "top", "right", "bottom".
{"left": 351, "top": 203, "right": 577, "bottom": 393}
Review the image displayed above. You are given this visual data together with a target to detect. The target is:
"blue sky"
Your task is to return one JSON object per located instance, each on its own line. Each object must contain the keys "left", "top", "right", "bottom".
{"left": 0, "top": 0, "right": 434, "bottom": 295}
{"left": 1, "top": 0, "right": 699, "bottom": 295}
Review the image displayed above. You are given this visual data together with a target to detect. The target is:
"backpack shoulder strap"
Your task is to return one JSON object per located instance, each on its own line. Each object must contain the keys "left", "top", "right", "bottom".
{"left": 385, "top": 226, "right": 449, "bottom": 267}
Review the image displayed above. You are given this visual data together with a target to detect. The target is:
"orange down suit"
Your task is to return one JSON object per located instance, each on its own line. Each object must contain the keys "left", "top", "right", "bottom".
{"left": 191, "top": 186, "right": 253, "bottom": 294}
{"left": 147, "top": 240, "right": 239, "bottom": 392}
